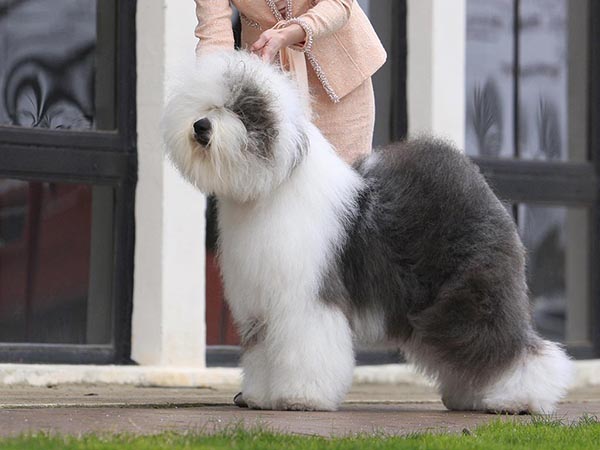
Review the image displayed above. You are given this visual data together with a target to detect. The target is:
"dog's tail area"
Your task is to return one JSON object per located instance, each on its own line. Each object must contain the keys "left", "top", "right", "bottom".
{"left": 481, "top": 336, "right": 574, "bottom": 414}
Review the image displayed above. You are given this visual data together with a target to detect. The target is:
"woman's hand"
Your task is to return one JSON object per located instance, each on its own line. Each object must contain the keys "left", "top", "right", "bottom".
{"left": 251, "top": 24, "right": 306, "bottom": 63}
{"left": 251, "top": 29, "right": 287, "bottom": 62}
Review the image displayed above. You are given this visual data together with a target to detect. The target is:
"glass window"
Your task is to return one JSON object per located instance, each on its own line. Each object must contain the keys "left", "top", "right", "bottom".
{"left": 0, "top": 0, "right": 115, "bottom": 130}
{"left": 516, "top": 204, "right": 591, "bottom": 345}
{"left": 465, "top": 0, "right": 589, "bottom": 161}
{"left": 466, "top": 0, "right": 515, "bottom": 158}
{"left": 0, "top": 179, "right": 114, "bottom": 344}
{"left": 519, "top": 0, "right": 568, "bottom": 162}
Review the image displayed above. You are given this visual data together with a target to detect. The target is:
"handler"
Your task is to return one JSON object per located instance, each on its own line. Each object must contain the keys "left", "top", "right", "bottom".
{"left": 194, "top": 0, "right": 387, "bottom": 163}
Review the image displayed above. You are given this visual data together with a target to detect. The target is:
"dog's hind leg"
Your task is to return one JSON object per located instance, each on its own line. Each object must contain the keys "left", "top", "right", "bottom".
{"left": 263, "top": 301, "right": 355, "bottom": 411}
{"left": 475, "top": 335, "right": 573, "bottom": 414}
{"left": 433, "top": 336, "right": 573, "bottom": 415}
{"left": 407, "top": 266, "right": 573, "bottom": 414}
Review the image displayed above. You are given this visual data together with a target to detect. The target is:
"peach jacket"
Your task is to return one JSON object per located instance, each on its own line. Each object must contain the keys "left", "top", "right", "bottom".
{"left": 194, "top": 0, "right": 387, "bottom": 103}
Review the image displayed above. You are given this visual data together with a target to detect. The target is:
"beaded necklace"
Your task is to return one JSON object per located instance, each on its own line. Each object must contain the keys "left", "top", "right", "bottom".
{"left": 265, "top": 0, "right": 294, "bottom": 21}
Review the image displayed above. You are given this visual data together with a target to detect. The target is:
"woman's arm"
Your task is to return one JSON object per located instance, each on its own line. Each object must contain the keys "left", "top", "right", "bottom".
{"left": 296, "top": 0, "right": 353, "bottom": 41}
{"left": 252, "top": 0, "right": 354, "bottom": 62}
{"left": 251, "top": 24, "right": 306, "bottom": 62}
{"left": 194, "top": 0, "right": 234, "bottom": 56}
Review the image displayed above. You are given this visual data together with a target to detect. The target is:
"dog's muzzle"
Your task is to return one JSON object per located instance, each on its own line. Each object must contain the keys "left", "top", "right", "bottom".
{"left": 193, "top": 118, "right": 212, "bottom": 147}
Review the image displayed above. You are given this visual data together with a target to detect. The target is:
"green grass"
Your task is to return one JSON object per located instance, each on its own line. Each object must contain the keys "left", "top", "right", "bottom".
{"left": 1, "top": 416, "right": 599, "bottom": 450}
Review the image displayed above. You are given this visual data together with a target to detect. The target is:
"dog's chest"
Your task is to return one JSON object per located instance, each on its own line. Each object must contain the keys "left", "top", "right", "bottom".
{"left": 217, "top": 197, "right": 345, "bottom": 311}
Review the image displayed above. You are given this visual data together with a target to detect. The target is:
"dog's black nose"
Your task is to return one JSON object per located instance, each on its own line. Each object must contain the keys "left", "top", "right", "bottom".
{"left": 193, "top": 118, "right": 212, "bottom": 146}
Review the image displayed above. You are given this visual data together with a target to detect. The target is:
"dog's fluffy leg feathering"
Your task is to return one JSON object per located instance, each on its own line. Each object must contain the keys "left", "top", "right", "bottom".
{"left": 478, "top": 339, "right": 574, "bottom": 414}
{"left": 262, "top": 301, "right": 355, "bottom": 411}
{"left": 437, "top": 338, "right": 573, "bottom": 414}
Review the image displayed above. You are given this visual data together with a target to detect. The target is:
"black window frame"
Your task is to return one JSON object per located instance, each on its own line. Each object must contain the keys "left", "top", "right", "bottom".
{"left": 471, "top": 0, "right": 600, "bottom": 359}
{"left": 0, "top": 0, "right": 137, "bottom": 364}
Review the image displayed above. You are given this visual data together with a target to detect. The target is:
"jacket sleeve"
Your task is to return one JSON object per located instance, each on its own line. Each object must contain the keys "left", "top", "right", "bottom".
{"left": 296, "top": 0, "right": 354, "bottom": 42}
{"left": 194, "top": 0, "right": 235, "bottom": 56}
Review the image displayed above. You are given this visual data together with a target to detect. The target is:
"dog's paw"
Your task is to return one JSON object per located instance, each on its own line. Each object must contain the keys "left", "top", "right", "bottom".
{"left": 233, "top": 392, "right": 248, "bottom": 408}
{"left": 237, "top": 391, "right": 273, "bottom": 410}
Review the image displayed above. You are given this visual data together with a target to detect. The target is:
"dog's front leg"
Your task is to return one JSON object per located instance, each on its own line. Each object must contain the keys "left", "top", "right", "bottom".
{"left": 263, "top": 301, "right": 355, "bottom": 411}
{"left": 237, "top": 319, "right": 271, "bottom": 409}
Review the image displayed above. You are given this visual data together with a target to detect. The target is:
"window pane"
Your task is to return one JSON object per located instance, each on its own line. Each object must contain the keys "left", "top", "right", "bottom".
{"left": 517, "top": 204, "right": 590, "bottom": 345}
{"left": 465, "top": 0, "right": 515, "bottom": 158}
{"left": 519, "top": 0, "right": 567, "bottom": 161}
{"left": 0, "top": 179, "right": 113, "bottom": 344}
{"left": 466, "top": 0, "right": 589, "bottom": 161}
{"left": 519, "top": 0, "right": 588, "bottom": 162}
{"left": 0, "top": 0, "right": 115, "bottom": 130}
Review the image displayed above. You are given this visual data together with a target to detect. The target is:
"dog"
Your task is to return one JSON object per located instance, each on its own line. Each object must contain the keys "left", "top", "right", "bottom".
{"left": 162, "top": 51, "right": 573, "bottom": 413}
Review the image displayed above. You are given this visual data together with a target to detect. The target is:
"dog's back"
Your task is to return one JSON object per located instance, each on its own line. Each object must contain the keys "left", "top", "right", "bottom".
{"left": 339, "top": 138, "right": 527, "bottom": 344}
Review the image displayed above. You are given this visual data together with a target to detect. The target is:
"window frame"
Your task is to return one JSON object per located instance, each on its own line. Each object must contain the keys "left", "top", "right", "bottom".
{"left": 0, "top": 0, "right": 137, "bottom": 364}
{"left": 587, "top": 0, "right": 600, "bottom": 359}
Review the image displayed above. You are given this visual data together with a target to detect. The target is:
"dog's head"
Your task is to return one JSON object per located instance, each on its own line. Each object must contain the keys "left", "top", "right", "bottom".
{"left": 162, "top": 51, "right": 310, "bottom": 202}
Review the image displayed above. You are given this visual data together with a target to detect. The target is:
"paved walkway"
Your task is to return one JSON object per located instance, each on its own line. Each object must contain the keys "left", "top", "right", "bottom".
{"left": 1, "top": 384, "right": 599, "bottom": 437}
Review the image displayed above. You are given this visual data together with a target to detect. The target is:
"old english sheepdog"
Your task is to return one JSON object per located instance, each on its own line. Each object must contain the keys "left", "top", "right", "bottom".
{"left": 162, "top": 51, "right": 573, "bottom": 413}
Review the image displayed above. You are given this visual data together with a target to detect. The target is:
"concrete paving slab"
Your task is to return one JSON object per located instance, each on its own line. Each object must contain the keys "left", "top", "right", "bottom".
{"left": 0, "top": 383, "right": 442, "bottom": 409}
{"left": 0, "top": 384, "right": 599, "bottom": 437}
{"left": 1, "top": 402, "right": 600, "bottom": 438}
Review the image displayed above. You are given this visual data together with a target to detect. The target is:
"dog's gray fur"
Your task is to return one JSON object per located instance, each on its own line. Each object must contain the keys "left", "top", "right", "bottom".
{"left": 225, "top": 79, "right": 279, "bottom": 160}
{"left": 320, "top": 139, "right": 542, "bottom": 390}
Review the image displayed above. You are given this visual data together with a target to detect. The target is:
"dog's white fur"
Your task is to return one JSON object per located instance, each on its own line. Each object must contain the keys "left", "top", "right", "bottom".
{"left": 218, "top": 127, "right": 364, "bottom": 409}
{"left": 164, "top": 53, "right": 363, "bottom": 409}
{"left": 162, "top": 51, "right": 573, "bottom": 412}
{"left": 162, "top": 53, "right": 309, "bottom": 203}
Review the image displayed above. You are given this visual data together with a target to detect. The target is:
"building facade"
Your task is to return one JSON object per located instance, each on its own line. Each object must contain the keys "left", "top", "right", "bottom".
{"left": 0, "top": 0, "right": 597, "bottom": 370}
